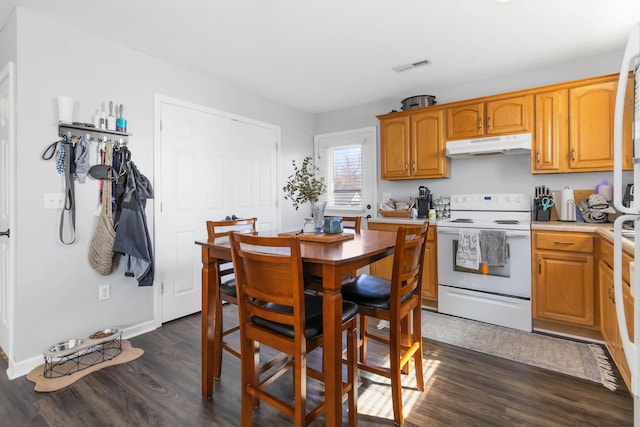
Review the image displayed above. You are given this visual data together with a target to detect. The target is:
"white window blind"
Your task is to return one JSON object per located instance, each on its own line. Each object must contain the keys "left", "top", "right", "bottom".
{"left": 315, "top": 129, "right": 374, "bottom": 213}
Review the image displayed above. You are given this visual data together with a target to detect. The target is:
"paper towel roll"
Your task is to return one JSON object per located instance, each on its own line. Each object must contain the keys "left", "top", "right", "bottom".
{"left": 597, "top": 184, "right": 613, "bottom": 201}
{"left": 558, "top": 187, "right": 576, "bottom": 221}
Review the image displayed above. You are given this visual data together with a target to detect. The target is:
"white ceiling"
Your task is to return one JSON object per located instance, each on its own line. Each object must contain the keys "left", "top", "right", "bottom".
{"left": 1, "top": 0, "right": 639, "bottom": 114}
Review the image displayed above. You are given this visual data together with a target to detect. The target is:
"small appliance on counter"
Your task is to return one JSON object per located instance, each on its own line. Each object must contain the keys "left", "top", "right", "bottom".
{"left": 416, "top": 186, "right": 433, "bottom": 218}
{"left": 556, "top": 186, "right": 576, "bottom": 222}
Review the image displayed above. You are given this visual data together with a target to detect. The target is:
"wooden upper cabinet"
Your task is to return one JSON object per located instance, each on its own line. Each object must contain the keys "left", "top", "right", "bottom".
{"left": 379, "top": 108, "right": 449, "bottom": 180}
{"left": 411, "top": 109, "right": 447, "bottom": 177}
{"left": 568, "top": 80, "right": 617, "bottom": 171}
{"left": 446, "top": 102, "right": 484, "bottom": 139}
{"left": 533, "top": 89, "right": 568, "bottom": 173}
{"left": 623, "top": 75, "right": 635, "bottom": 170}
{"left": 446, "top": 95, "right": 533, "bottom": 140}
{"left": 532, "top": 75, "right": 634, "bottom": 174}
{"left": 380, "top": 115, "right": 411, "bottom": 179}
{"left": 486, "top": 95, "right": 533, "bottom": 135}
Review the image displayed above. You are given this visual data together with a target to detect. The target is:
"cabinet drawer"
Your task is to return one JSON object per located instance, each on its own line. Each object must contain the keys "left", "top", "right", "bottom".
{"left": 600, "top": 238, "right": 633, "bottom": 283}
{"left": 534, "top": 232, "right": 594, "bottom": 253}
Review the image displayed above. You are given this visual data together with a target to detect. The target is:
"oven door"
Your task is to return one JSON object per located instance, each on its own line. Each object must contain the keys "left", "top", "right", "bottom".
{"left": 437, "top": 227, "right": 531, "bottom": 298}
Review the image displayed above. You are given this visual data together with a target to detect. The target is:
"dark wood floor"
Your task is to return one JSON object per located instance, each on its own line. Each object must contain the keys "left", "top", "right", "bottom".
{"left": 0, "top": 307, "right": 633, "bottom": 426}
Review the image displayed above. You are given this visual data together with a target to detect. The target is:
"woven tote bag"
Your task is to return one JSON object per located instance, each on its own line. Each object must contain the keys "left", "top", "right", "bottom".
{"left": 89, "top": 141, "right": 116, "bottom": 275}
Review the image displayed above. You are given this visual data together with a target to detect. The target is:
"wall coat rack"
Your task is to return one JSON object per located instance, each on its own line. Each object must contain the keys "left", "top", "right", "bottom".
{"left": 58, "top": 122, "right": 130, "bottom": 144}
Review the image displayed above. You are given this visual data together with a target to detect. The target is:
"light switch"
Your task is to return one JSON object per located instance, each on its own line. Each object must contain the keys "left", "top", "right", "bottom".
{"left": 44, "top": 193, "right": 64, "bottom": 209}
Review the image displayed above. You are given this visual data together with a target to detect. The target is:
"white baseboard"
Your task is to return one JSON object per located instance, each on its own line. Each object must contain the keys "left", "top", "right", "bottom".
{"left": 5, "top": 320, "right": 158, "bottom": 380}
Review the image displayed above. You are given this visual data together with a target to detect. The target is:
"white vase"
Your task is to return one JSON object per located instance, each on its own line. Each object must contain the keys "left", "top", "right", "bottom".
{"left": 310, "top": 201, "right": 327, "bottom": 233}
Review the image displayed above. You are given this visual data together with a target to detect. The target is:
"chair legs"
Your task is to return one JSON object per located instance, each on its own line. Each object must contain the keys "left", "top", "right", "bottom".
{"left": 356, "top": 305, "right": 424, "bottom": 426}
{"left": 213, "top": 295, "right": 224, "bottom": 379}
{"left": 239, "top": 319, "right": 358, "bottom": 426}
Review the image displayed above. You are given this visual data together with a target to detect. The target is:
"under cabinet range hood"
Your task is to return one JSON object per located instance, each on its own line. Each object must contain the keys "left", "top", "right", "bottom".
{"left": 446, "top": 133, "right": 532, "bottom": 159}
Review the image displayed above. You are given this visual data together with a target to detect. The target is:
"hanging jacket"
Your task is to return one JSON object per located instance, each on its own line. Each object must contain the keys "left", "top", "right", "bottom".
{"left": 112, "top": 160, "right": 154, "bottom": 286}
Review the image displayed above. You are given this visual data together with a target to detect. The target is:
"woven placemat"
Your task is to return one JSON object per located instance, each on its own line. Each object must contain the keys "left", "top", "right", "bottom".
{"left": 26, "top": 339, "right": 143, "bottom": 392}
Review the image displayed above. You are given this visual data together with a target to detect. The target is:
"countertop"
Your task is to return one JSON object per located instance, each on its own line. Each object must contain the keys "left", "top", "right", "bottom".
{"left": 370, "top": 217, "right": 634, "bottom": 252}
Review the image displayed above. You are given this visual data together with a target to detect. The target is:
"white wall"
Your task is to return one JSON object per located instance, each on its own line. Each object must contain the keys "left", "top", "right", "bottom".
{"left": 315, "top": 51, "right": 632, "bottom": 205}
{"left": 5, "top": 7, "right": 313, "bottom": 375}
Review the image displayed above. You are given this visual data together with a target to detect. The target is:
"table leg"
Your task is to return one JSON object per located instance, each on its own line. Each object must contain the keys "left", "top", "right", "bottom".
{"left": 201, "top": 247, "right": 221, "bottom": 399}
{"left": 322, "top": 265, "right": 343, "bottom": 427}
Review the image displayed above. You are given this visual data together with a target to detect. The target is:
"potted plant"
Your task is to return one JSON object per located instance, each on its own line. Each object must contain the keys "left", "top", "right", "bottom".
{"left": 283, "top": 156, "right": 327, "bottom": 232}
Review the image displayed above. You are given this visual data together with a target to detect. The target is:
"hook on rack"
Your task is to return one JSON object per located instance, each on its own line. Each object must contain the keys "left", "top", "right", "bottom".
{"left": 58, "top": 122, "right": 130, "bottom": 145}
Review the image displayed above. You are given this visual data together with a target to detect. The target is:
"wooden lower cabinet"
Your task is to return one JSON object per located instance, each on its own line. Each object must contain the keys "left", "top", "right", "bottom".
{"left": 368, "top": 221, "right": 437, "bottom": 308}
{"left": 532, "top": 231, "right": 598, "bottom": 331}
{"left": 599, "top": 238, "right": 634, "bottom": 391}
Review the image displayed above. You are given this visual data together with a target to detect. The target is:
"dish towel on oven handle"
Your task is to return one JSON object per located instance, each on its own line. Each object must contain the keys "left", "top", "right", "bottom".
{"left": 456, "top": 229, "right": 480, "bottom": 270}
{"left": 480, "top": 229, "right": 508, "bottom": 266}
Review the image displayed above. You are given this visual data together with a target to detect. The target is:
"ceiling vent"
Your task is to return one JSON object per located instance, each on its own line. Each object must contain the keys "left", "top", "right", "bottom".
{"left": 392, "top": 59, "right": 432, "bottom": 73}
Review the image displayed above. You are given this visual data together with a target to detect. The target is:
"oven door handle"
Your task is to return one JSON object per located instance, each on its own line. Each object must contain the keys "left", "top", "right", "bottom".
{"left": 437, "top": 229, "right": 531, "bottom": 238}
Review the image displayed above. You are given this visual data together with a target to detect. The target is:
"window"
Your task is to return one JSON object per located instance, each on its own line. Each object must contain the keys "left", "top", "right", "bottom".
{"left": 315, "top": 127, "right": 376, "bottom": 214}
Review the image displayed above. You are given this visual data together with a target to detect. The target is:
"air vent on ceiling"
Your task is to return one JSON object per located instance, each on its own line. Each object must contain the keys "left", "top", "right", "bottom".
{"left": 392, "top": 59, "right": 432, "bottom": 73}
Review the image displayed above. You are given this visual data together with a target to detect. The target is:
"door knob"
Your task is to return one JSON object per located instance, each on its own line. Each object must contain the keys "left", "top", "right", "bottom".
{"left": 0, "top": 229, "right": 9, "bottom": 238}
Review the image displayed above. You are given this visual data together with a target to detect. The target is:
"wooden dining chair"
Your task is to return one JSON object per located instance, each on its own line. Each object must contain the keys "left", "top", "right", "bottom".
{"left": 341, "top": 222, "right": 429, "bottom": 426}
{"left": 205, "top": 217, "right": 257, "bottom": 379}
{"left": 229, "top": 232, "right": 359, "bottom": 427}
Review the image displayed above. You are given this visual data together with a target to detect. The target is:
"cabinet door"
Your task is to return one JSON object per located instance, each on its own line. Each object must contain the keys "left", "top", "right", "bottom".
{"left": 568, "top": 80, "right": 617, "bottom": 171}
{"left": 485, "top": 95, "right": 533, "bottom": 135}
{"left": 533, "top": 89, "right": 568, "bottom": 173}
{"left": 623, "top": 75, "right": 635, "bottom": 171}
{"left": 599, "top": 260, "right": 618, "bottom": 347}
{"left": 534, "top": 251, "right": 595, "bottom": 326}
{"left": 446, "top": 102, "right": 484, "bottom": 140}
{"left": 411, "top": 109, "right": 447, "bottom": 178}
{"left": 380, "top": 116, "right": 411, "bottom": 179}
{"left": 421, "top": 239, "right": 438, "bottom": 303}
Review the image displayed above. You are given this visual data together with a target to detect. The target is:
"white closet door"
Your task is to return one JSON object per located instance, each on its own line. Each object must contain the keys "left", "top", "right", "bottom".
{"left": 0, "top": 62, "right": 14, "bottom": 368}
{"left": 157, "top": 100, "right": 279, "bottom": 323}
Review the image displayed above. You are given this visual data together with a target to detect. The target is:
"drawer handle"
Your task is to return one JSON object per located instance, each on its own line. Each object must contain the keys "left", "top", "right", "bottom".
{"left": 478, "top": 118, "right": 482, "bottom": 130}
{"left": 487, "top": 118, "right": 492, "bottom": 129}
{"left": 552, "top": 241, "right": 575, "bottom": 245}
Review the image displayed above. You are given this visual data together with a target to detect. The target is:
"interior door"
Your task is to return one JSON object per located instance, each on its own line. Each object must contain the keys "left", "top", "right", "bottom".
{"left": 157, "top": 99, "right": 279, "bottom": 323}
{"left": 0, "top": 62, "right": 15, "bottom": 365}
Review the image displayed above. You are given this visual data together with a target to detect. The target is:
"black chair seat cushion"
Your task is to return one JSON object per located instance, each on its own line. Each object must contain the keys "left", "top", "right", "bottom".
{"left": 219, "top": 279, "right": 237, "bottom": 298}
{"left": 341, "top": 274, "right": 412, "bottom": 310}
{"left": 252, "top": 294, "right": 359, "bottom": 339}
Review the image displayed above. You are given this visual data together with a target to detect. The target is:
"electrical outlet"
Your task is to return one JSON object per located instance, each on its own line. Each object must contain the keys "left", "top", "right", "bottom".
{"left": 44, "top": 193, "right": 64, "bottom": 209}
{"left": 99, "top": 284, "right": 110, "bottom": 301}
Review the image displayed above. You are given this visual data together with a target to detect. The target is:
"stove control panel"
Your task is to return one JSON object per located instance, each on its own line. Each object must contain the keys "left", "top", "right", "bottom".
{"left": 450, "top": 193, "right": 530, "bottom": 212}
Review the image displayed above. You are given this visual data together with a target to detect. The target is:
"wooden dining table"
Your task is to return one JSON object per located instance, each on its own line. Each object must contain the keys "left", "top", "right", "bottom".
{"left": 195, "top": 228, "right": 397, "bottom": 426}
